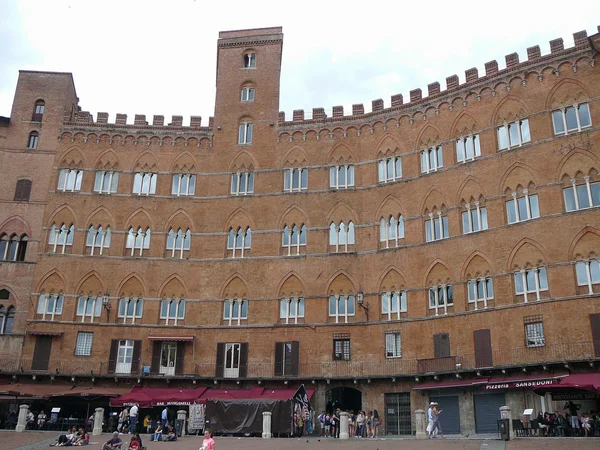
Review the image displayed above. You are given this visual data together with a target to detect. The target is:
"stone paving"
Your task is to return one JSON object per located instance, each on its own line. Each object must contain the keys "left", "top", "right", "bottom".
{"left": 1, "top": 432, "right": 599, "bottom": 450}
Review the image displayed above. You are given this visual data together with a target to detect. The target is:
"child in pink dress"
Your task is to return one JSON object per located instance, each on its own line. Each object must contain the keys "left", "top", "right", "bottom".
{"left": 201, "top": 430, "right": 215, "bottom": 450}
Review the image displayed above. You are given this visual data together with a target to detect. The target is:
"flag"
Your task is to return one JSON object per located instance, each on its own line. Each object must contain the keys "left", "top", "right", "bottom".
{"left": 292, "top": 384, "right": 311, "bottom": 411}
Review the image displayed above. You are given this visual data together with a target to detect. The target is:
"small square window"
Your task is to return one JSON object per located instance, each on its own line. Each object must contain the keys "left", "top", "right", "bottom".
{"left": 75, "top": 332, "right": 93, "bottom": 356}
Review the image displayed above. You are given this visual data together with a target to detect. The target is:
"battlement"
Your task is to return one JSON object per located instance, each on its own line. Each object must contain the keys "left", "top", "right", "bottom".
{"left": 278, "top": 27, "right": 599, "bottom": 126}
{"left": 63, "top": 111, "right": 213, "bottom": 133}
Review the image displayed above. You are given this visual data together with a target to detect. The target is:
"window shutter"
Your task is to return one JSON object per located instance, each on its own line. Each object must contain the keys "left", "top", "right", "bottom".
{"left": 291, "top": 341, "right": 300, "bottom": 376}
{"left": 590, "top": 314, "right": 600, "bottom": 357}
{"left": 274, "top": 342, "right": 283, "bottom": 376}
{"left": 175, "top": 342, "right": 185, "bottom": 375}
{"left": 433, "top": 334, "right": 442, "bottom": 358}
{"left": 440, "top": 333, "right": 450, "bottom": 357}
{"left": 474, "top": 329, "right": 493, "bottom": 368}
{"left": 215, "top": 343, "right": 225, "bottom": 378}
{"left": 14, "top": 180, "right": 32, "bottom": 201}
{"left": 239, "top": 342, "right": 249, "bottom": 378}
{"left": 107, "top": 340, "right": 118, "bottom": 373}
{"left": 150, "top": 341, "right": 161, "bottom": 374}
{"left": 131, "top": 340, "right": 142, "bottom": 374}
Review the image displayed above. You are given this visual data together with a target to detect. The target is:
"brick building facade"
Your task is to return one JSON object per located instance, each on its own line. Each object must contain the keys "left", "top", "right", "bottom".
{"left": 1, "top": 26, "right": 600, "bottom": 435}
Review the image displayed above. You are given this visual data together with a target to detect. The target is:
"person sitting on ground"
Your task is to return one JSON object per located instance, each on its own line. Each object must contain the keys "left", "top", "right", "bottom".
{"left": 152, "top": 424, "right": 163, "bottom": 441}
{"left": 127, "top": 434, "right": 141, "bottom": 450}
{"left": 102, "top": 431, "right": 123, "bottom": 450}
{"left": 165, "top": 424, "right": 177, "bottom": 441}
{"left": 73, "top": 427, "right": 90, "bottom": 446}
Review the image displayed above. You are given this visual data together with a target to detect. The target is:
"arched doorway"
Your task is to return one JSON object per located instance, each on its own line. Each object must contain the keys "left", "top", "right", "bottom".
{"left": 325, "top": 387, "right": 362, "bottom": 413}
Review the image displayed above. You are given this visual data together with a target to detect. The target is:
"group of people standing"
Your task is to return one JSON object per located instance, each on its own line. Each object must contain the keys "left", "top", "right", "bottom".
{"left": 427, "top": 402, "right": 444, "bottom": 439}
{"left": 318, "top": 409, "right": 381, "bottom": 438}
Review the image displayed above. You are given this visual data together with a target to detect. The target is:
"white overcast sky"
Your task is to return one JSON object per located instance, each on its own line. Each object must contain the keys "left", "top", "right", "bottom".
{"left": 1, "top": 0, "right": 599, "bottom": 124}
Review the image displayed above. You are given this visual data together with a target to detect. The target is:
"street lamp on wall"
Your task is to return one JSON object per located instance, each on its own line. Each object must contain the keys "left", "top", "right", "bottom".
{"left": 102, "top": 291, "right": 111, "bottom": 311}
{"left": 357, "top": 291, "right": 369, "bottom": 321}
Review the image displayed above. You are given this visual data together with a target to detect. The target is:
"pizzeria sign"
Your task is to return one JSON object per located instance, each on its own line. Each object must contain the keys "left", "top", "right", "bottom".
{"left": 484, "top": 379, "right": 558, "bottom": 390}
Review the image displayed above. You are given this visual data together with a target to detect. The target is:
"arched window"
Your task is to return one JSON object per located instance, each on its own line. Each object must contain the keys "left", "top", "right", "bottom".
{"left": 118, "top": 297, "right": 143, "bottom": 324}
{"left": 462, "top": 202, "right": 488, "bottom": 234}
{"left": 76, "top": 296, "right": 102, "bottom": 322}
{"left": 241, "top": 85, "right": 255, "bottom": 102}
{"left": 126, "top": 227, "right": 151, "bottom": 256}
{"left": 243, "top": 52, "right": 256, "bottom": 68}
{"left": 425, "top": 210, "right": 449, "bottom": 242}
{"left": 166, "top": 228, "right": 191, "bottom": 258}
{"left": 282, "top": 224, "right": 307, "bottom": 256}
{"left": 514, "top": 266, "right": 548, "bottom": 303}
{"left": 14, "top": 179, "right": 32, "bottom": 201}
{"left": 0, "top": 233, "right": 27, "bottom": 261}
{"left": 379, "top": 215, "right": 405, "bottom": 248}
{"left": 27, "top": 131, "right": 39, "bottom": 149}
{"left": 37, "top": 293, "right": 64, "bottom": 321}
{"left": 497, "top": 118, "right": 530, "bottom": 150}
{"left": 32, "top": 100, "right": 45, "bottom": 121}
{"left": 160, "top": 299, "right": 185, "bottom": 325}
{"left": 133, "top": 172, "right": 157, "bottom": 195}
{"left": 238, "top": 121, "right": 253, "bottom": 144}
{"left": 429, "top": 284, "right": 454, "bottom": 316}
{"left": 563, "top": 174, "right": 600, "bottom": 212}
{"left": 57, "top": 168, "right": 83, "bottom": 192}
{"left": 284, "top": 168, "right": 308, "bottom": 192}
{"left": 223, "top": 298, "right": 248, "bottom": 326}
{"left": 0, "top": 305, "right": 15, "bottom": 334}
{"left": 552, "top": 103, "right": 592, "bottom": 135}
{"left": 48, "top": 223, "right": 74, "bottom": 253}
{"left": 231, "top": 171, "right": 254, "bottom": 195}
{"left": 378, "top": 156, "right": 402, "bottom": 182}
{"left": 227, "top": 226, "right": 251, "bottom": 258}
{"left": 87, "top": 225, "right": 111, "bottom": 255}
{"left": 456, "top": 135, "right": 481, "bottom": 163}
{"left": 329, "top": 221, "right": 355, "bottom": 253}
{"left": 420, "top": 146, "right": 443, "bottom": 173}
{"left": 505, "top": 188, "right": 540, "bottom": 224}
{"left": 575, "top": 259, "right": 600, "bottom": 294}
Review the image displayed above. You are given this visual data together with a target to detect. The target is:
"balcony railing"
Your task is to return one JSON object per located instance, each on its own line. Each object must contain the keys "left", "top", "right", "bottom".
{"left": 2, "top": 341, "right": 598, "bottom": 380}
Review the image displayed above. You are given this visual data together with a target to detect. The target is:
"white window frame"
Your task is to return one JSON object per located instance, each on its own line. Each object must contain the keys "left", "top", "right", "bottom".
{"left": 34, "top": 103, "right": 45, "bottom": 115}
{"left": 467, "top": 278, "right": 494, "bottom": 310}
{"left": 171, "top": 173, "right": 196, "bottom": 196}
{"left": 329, "top": 221, "right": 355, "bottom": 252}
{"left": 328, "top": 294, "right": 355, "bottom": 324}
{"left": 329, "top": 164, "right": 354, "bottom": 189}
{"left": 456, "top": 134, "right": 481, "bottom": 163}
{"left": 94, "top": 171, "right": 119, "bottom": 194}
{"left": 166, "top": 228, "right": 191, "bottom": 259}
{"left": 462, "top": 202, "right": 488, "bottom": 234}
{"left": 379, "top": 215, "right": 405, "bottom": 248}
{"left": 86, "top": 225, "right": 111, "bottom": 256}
{"left": 514, "top": 267, "right": 548, "bottom": 302}
{"left": 117, "top": 297, "right": 143, "bottom": 324}
{"left": 37, "top": 293, "right": 64, "bottom": 321}
{"left": 28, "top": 132, "right": 39, "bottom": 149}
{"left": 575, "top": 260, "right": 600, "bottom": 294}
{"left": 280, "top": 297, "right": 305, "bottom": 324}
{"left": 227, "top": 227, "right": 251, "bottom": 258}
{"left": 525, "top": 322, "right": 545, "bottom": 348}
{"left": 282, "top": 224, "right": 307, "bottom": 256}
{"left": 552, "top": 103, "right": 592, "bottom": 135}
{"left": 116, "top": 339, "right": 134, "bottom": 374}
{"left": 425, "top": 211, "right": 449, "bottom": 242}
{"left": 506, "top": 190, "right": 540, "bottom": 224}
{"left": 243, "top": 53, "right": 256, "bottom": 68}
{"left": 224, "top": 342, "right": 241, "bottom": 378}
{"left": 76, "top": 296, "right": 102, "bottom": 322}
{"left": 126, "top": 227, "right": 151, "bottom": 256}
{"left": 160, "top": 299, "right": 185, "bottom": 325}
{"left": 241, "top": 86, "right": 255, "bottom": 102}
{"left": 132, "top": 172, "right": 157, "bottom": 195}
{"left": 428, "top": 285, "right": 453, "bottom": 316}
{"left": 48, "top": 223, "right": 74, "bottom": 254}
{"left": 381, "top": 291, "right": 407, "bottom": 320}
{"left": 238, "top": 122, "right": 253, "bottom": 144}
{"left": 497, "top": 119, "right": 531, "bottom": 150}
{"left": 223, "top": 299, "right": 248, "bottom": 326}
{"left": 563, "top": 177, "right": 600, "bottom": 212}
{"left": 385, "top": 332, "right": 402, "bottom": 358}
{"left": 284, "top": 168, "right": 308, "bottom": 192}
{"left": 420, "top": 146, "right": 443, "bottom": 173}
{"left": 57, "top": 169, "right": 83, "bottom": 192}
{"left": 75, "top": 332, "right": 93, "bottom": 356}
{"left": 231, "top": 171, "right": 254, "bottom": 195}
{"left": 378, "top": 156, "right": 402, "bottom": 183}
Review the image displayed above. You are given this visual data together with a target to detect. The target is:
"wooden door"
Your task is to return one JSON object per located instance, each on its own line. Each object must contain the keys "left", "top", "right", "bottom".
{"left": 31, "top": 336, "right": 52, "bottom": 371}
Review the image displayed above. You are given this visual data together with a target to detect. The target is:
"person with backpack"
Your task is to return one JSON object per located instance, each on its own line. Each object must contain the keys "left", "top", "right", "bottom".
{"left": 324, "top": 412, "right": 331, "bottom": 437}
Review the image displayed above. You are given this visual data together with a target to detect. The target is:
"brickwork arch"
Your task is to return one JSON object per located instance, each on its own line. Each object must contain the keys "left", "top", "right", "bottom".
{"left": 415, "top": 123, "right": 443, "bottom": 150}
{"left": 37, "top": 269, "right": 67, "bottom": 294}
{"left": 327, "top": 143, "right": 354, "bottom": 164}
{"left": 220, "top": 273, "right": 250, "bottom": 299}
{"left": 555, "top": 149, "right": 600, "bottom": 180}
{"left": 377, "top": 266, "right": 407, "bottom": 292}
{"left": 76, "top": 271, "right": 105, "bottom": 296}
{"left": 499, "top": 162, "right": 538, "bottom": 195}
{"left": 47, "top": 204, "right": 77, "bottom": 227}
{"left": 158, "top": 274, "right": 188, "bottom": 299}
{"left": 117, "top": 273, "right": 147, "bottom": 298}
{"left": 94, "top": 149, "right": 120, "bottom": 170}
{"left": 229, "top": 150, "right": 257, "bottom": 171}
{"left": 170, "top": 151, "right": 198, "bottom": 172}
{"left": 461, "top": 251, "right": 495, "bottom": 279}
{"left": 124, "top": 208, "right": 154, "bottom": 230}
{"left": 326, "top": 271, "right": 356, "bottom": 295}
{"left": 131, "top": 150, "right": 158, "bottom": 171}
{"left": 164, "top": 209, "right": 195, "bottom": 233}
{"left": 374, "top": 195, "right": 404, "bottom": 223}
{"left": 420, "top": 185, "right": 449, "bottom": 215}
{"left": 374, "top": 134, "right": 402, "bottom": 159}
{"left": 58, "top": 147, "right": 85, "bottom": 168}
{"left": 84, "top": 206, "right": 116, "bottom": 228}
{"left": 277, "top": 272, "right": 306, "bottom": 297}
{"left": 507, "top": 238, "right": 548, "bottom": 271}
{"left": 280, "top": 145, "right": 307, "bottom": 167}
{"left": 490, "top": 94, "right": 531, "bottom": 127}
{"left": 0, "top": 216, "right": 32, "bottom": 237}
{"left": 568, "top": 227, "right": 600, "bottom": 261}
{"left": 545, "top": 78, "right": 591, "bottom": 110}
{"left": 326, "top": 201, "right": 358, "bottom": 224}
{"left": 278, "top": 204, "right": 309, "bottom": 230}
{"left": 455, "top": 175, "right": 487, "bottom": 205}
{"left": 423, "top": 259, "right": 453, "bottom": 286}
{"left": 223, "top": 207, "right": 254, "bottom": 232}
{"left": 450, "top": 110, "right": 481, "bottom": 139}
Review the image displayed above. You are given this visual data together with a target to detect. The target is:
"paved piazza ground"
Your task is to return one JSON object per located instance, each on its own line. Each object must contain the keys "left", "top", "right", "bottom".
{"left": 1, "top": 432, "right": 599, "bottom": 450}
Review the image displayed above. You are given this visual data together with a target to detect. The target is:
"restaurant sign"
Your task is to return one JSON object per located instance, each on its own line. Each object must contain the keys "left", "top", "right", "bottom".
{"left": 484, "top": 379, "right": 558, "bottom": 390}
{"left": 552, "top": 392, "right": 599, "bottom": 401}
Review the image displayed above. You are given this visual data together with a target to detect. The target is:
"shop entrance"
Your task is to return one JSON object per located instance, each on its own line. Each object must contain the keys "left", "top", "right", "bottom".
{"left": 429, "top": 395, "right": 460, "bottom": 434}
{"left": 325, "top": 387, "right": 361, "bottom": 413}
{"left": 384, "top": 392, "right": 412, "bottom": 435}
{"left": 474, "top": 393, "right": 505, "bottom": 433}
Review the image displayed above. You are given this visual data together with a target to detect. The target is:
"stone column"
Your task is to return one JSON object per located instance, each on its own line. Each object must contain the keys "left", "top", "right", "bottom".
{"left": 15, "top": 404, "right": 29, "bottom": 432}
{"left": 339, "top": 411, "right": 349, "bottom": 439}
{"left": 415, "top": 409, "right": 426, "bottom": 439}
{"left": 177, "top": 410, "right": 187, "bottom": 437}
{"left": 93, "top": 407, "right": 104, "bottom": 436}
{"left": 499, "top": 405, "right": 514, "bottom": 440}
{"left": 262, "top": 411, "right": 272, "bottom": 438}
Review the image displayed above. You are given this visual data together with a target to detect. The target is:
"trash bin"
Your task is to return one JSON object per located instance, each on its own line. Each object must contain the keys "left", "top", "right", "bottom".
{"left": 175, "top": 419, "right": 184, "bottom": 437}
{"left": 498, "top": 418, "right": 510, "bottom": 440}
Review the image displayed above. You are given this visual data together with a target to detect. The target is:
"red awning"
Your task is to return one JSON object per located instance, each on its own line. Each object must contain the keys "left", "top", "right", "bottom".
{"left": 27, "top": 331, "right": 63, "bottom": 336}
{"left": 110, "top": 386, "right": 208, "bottom": 408}
{"left": 52, "top": 386, "right": 131, "bottom": 398}
{"left": 0, "top": 383, "right": 65, "bottom": 398}
{"left": 147, "top": 336, "right": 195, "bottom": 341}
{"left": 535, "top": 373, "right": 600, "bottom": 395}
{"left": 261, "top": 387, "right": 315, "bottom": 401}
{"left": 198, "top": 386, "right": 315, "bottom": 402}
{"left": 413, "top": 377, "right": 489, "bottom": 390}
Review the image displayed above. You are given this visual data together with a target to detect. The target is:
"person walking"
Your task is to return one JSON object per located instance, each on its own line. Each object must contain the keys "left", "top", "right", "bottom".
{"left": 430, "top": 403, "right": 444, "bottom": 439}
{"left": 200, "top": 430, "right": 215, "bottom": 450}
{"left": 161, "top": 406, "right": 168, "bottom": 429}
{"left": 564, "top": 401, "right": 581, "bottom": 435}
{"left": 129, "top": 403, "right": 138, "bottom": 434}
